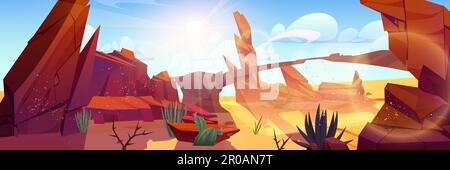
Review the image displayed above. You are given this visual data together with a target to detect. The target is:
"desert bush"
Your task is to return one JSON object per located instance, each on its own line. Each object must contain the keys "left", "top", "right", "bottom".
{"left": 193, "top": 115, "right": 223, "bottom": 146}
{"left": 292, "top": 105, "right": 352, "bottom": 150}
{"left": 162, "top": 102, "right": 187, "bottom": 138}
{"left": 75, "top": 109, "right": 91, "bottom": 133}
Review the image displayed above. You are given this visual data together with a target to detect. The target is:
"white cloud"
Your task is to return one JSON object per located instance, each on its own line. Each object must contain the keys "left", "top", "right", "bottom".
{"left": 287, "top": 13, "right": 338, "bottom": 42}
{"left": 359, "top": 20, "right": 387, "bottom": 40}
{"left": 120, "top": 36, "right": 135, "bottom": 51}
{"left": 81, "top": 24, "right": 96, "bottom": 51}
{"left": 337, "top": 28, "right": 359, "bottom": 42}
{"left": 271, "top": 24, "right": 286, "bottom": 36}
{"left": 267, "top": 30, "right": 320, "bottom": 44}
{"left": 100, "top": 36, "right": 136, "bottom": 52}
{"left": 371, "top": 34, "right": 389, "bottom": 51}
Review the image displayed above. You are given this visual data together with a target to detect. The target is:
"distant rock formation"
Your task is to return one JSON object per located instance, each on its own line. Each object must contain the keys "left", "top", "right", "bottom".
{"left": 318, "top": 71, "right": 365, "bottom": 101}
{"left": 358, "top": 0, "right": 450, "bottom": 150}
{"left": 280, "top": 66, "right": 320, "bottom": 101}
{"left": 233, "top": 12, "right": 264, "bottom": 103}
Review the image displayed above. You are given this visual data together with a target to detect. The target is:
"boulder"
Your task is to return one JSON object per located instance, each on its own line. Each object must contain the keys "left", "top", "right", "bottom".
{"left": 182, "top": 115, "right": 218, "bottom": 124}
{"left": 168, "top": 123, "right": 240, "bottom": 143}
{"left": 375, "top": 84, "right": 448, "bottom": 123}
{"left": 358, "top": 123, "right": 450, "bottom": 150}
{"left": 324, "top": 137, "right": 350, "bottom": 150}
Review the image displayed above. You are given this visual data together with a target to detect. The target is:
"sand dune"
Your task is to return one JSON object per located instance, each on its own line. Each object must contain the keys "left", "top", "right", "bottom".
{"left": 0, "top": 91, "right": 3, "bottom": 101}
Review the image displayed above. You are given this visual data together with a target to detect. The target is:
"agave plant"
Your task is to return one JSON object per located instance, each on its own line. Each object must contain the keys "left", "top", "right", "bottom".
{"left": 292, "top": 105, "right": 352, "bottom": 150}
{"left": 162, "top": 102, "right": 187, "bottom": 138}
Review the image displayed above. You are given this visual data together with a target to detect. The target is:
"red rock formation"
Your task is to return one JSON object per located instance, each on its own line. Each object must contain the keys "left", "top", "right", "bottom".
{"left": 182, "top": 115, "right": 218, "bottom": 124}
{"left": 91, "top": 50, "right": 139, "bottom": 96}
{"left": 177, "top": 72, "right": 228, "bottom": 113}
{"left": 358, "top": 123, "right": 450, "bottom": 150}
{"left": 233, "top": 12, "right": 263, "bottom": 103}
{"left": 0, "top": 0, "right": 91, "bottom": 137}
{"left": 358, "top": 0, "right": 450, "bottom": 150}
{"left": 185, "top": 103, "right": 219, "bottom": 119}
{"left": 168, "top": 123, "right": 240, "bottom": 143}
{"left": 148, "top": 71, "right": 179, "bottom": 102}
{"left": 318, "top": 71, "right": 366, "bottom": 101}
{"left": 86, "top": 96, "right": 216, "bottom": 124}
{"left": 0, "top": 0, "right": 181, "bottom": 137}
{"left": 280, "top": 66, "right": 320, "bottom": 101}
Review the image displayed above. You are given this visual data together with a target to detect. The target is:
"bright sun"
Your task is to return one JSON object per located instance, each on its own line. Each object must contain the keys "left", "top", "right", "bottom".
{"left": 187, "top": 20, "right": 206, "bottom": 35}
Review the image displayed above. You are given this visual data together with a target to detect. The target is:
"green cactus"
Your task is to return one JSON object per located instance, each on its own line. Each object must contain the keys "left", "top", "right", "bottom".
{"left": 162, "top": 102, "right": 187, "bottom": 138}
{"left": 194, "top": 114, "right": 206, "bottom": 132}
{"left": 75, "top": 109, "right": 91, "bottom": 133}
{"left": 193, "top": 115, "right": 223, "bottom": 146}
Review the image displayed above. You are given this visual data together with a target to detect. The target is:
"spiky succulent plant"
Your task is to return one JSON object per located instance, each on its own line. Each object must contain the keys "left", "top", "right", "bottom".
{"left": 292, "top": 105, "right": 352, "bottom": 150}
{"left": 162, "top": 102, "right": 187, "bottom": 138}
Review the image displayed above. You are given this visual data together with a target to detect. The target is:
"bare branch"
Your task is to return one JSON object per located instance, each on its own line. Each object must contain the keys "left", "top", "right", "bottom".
{"left": 111, "top": 121, "right": 125, "bottom": 147}
{"left": 110, "top": 121, "right": 152, "bottom": 150}
{"left": 273, "top": 129, "right": 291, "bottom": 150}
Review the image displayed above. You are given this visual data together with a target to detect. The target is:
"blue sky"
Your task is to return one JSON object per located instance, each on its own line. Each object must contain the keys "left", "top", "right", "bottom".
{"left": 1, "top": 0, "right": 450, "bottom": 94}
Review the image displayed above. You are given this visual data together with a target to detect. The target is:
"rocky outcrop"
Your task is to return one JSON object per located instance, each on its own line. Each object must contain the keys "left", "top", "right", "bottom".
{"left": 177, "top": 72, "right": 228, "bottom": 113}
{"left": 0, "top": 0, "right": 91, "bottom": 137}
{"left": 358, "top": 0, "right": 450, "bottom": 150}
{"left": 0, "top": 0, "right": 181, "bottom": 137}
{"left": 233, "top": 12, "right": 263, "bottom": 103}
{"left": 358, "top": 123, "right": 450, "bottom": 150}
{"left": 86, "top": 96, "right": 215, "bottom": 124}
{"left": 280, "top": 66, "right": 320, "bottom": 101}
{"left": 148, "top": 71, "right": 179, "bottom": 102}
{"left": 318, "top": 71, "right": 366, "bottom": 101}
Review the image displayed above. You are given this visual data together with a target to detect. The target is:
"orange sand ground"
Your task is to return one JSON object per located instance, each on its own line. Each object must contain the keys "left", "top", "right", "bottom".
{"left": 147, "top": 78, "right": 417, "bottom": 150}
{"left": 0, "top": 78, "right": 418, "bottom": 150}
{"left": 0, "top": 91, "right": 3, "bottom": 101}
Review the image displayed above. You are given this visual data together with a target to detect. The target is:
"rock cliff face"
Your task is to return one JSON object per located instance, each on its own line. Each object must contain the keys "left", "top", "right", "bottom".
{"left": 0, "top": 0, "right": 91, "bottom": 137}
{"left": 358, "top": 0, "right": 450, "bottom": 150}
{"left": 148, "top": 71, "right": 179, "bottom": 102}
{"left": 0, "top": 0, "right": 181, "bottom": 137}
